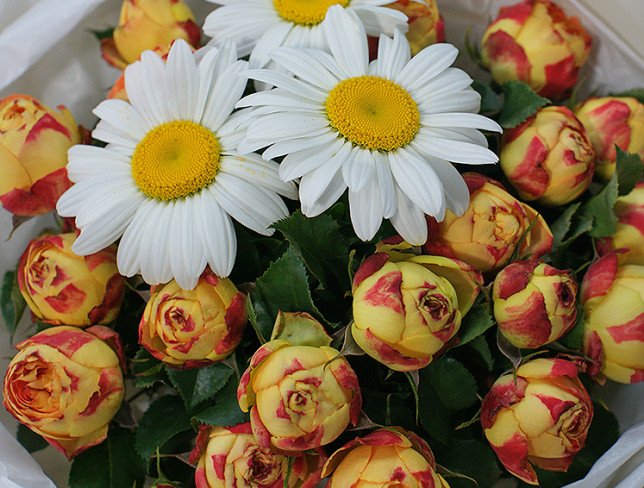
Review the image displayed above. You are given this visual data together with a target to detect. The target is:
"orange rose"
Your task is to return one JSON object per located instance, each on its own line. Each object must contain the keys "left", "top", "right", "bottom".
{"left": 18, "top": 233, "right": 124, "bottom": 327}
{"left": 3, "top": 326, "right": 125, "bottom": 459}
{"left": 386, "top": 0, "right": 444, "bottom": 55}
{"left": 0, "top": 94, "right": 80, "bottom": 216}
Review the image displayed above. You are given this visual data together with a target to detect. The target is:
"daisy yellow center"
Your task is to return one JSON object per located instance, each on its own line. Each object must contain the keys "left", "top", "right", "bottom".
{"left": 325, "top": 76, "right": 420, "bottom": 151}
{"left": 131, "top": 121, "right": 221, "bottom": 201}
{"left": 273, "top": 0, "right": 350, "bottom": 26}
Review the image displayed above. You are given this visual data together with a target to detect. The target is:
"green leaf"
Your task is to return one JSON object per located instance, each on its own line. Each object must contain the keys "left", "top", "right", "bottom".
{"left": 69, "top": 426, "right": 145, "bottom": 488}
{"left": 130, "top": 348, "right": 166, "bottom": 389}
{"left": 91, "top": 27, "right": 114, "bottom": 41}
{"left": 615, "top": 147, "right": 643, "bottom": 195}
{"left": 438, "top": 439, "right": 502, "bottom": 488}
{"left": 192, "top": 376, "right": 249, "bottom": 427}
{"left": 1, "top": 270, "right": 26, "bottom": 340}
{"left": 250, "top": 248, "right": 323, "bottom": 340}
{"left": 273, "top": 211, "right": 352, "bottom": 292}
{"left": 454, "top": 297, "right": 494, "bottom": 347}
{"left": 464, "top": 29, "right": 484, "bottom": 68}
{"left": 472, "top": 81, "right": 502, "bottom": 116}
{"left": 580, "top": 174, "right": 618, "bottom": 238}
{"left": 418, "top": 376, "right": 451, "bottom": 443}
{"left": 550, "top": 202, "right": 582, "bottom": 248}
{"left": 468, "top": 335, "right": 494, "bottom": 371}
{"left": 135, "top": 396, "right": 192, "bottom": 460}
{"left": 611, "top": 87, "right": 644, "bottom": 103}
{"left": 424, "top": 358, "right": 478, "bottom": 412}
{"left": 166, "top": 363, "right": 233, "bottom": 412}
{"left": 498, "top": 81, "right": 549, "bottom": 128}
{"left": 16, "top": 424, "right": 49, "bottom": 453}
{"left": 558, "top": 303, "right": 584, "bottom": 350}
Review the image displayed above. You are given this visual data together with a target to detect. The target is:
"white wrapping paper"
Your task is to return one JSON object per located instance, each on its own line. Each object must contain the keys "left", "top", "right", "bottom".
{"left": 0, "top": 1, "right": 642, "bottom": 487}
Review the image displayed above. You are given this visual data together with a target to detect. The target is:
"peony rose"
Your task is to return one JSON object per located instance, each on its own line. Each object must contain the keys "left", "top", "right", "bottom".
{"left": 501, "top": 106, "right": 594, "bottom": 206}
{"left": 3, "top": 326, "right": 125, "bottom": 459}
{"left": 575, "top": 96, "right": 644, "bottom": 180}
{"left": 190, "top": 423, "right": 325, "bottom": 488}
{"left": 493, "top": 260, "right": 578, "bottom": 348}
{"left": 18, "top": 233, "right": 124, "bottom": 327}
{"left": 386, "top": 0, "right": 444, "bottom": 55}
{"left": 424, "top": 173, "right": 553, "bottom": 273}
{"left": 481, "top": 358, "right": 593, "bottom": 485}
{"left": 481, "top": 0, "right": 592, "bottom": 100}
{"left": 0, "top": 94, "right": 80, "bottom": 216}
{"left": 100, "top": 0, "right": 200, "bottom": 69}
{"left": 322, "top": 427, "right": 450, "bottom": 488}
{"left": 581, "top": 252, "right": 644, "bottom": 384}
{"left": 597, "top": 182, "right": 644, "bottom": 265}
{"left": 139, "top": 270, "right": 246, "bottom": 368}
{"left": 237, "top": 339, "right": 361, "bottom": 453}
{"left": 352, "top": 253, "right": 482, "bottom": 371}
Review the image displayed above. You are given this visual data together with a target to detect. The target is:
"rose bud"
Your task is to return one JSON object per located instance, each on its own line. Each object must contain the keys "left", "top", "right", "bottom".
{"left": 352, "top": 253, "right": 482, "bottom": 371}
{"left": 100, "top": 0, "right": 200, "bottom": 69}
{"left": 424, "top": 173, "right": 553, "bottom": 273}
{"left": 17, "top": 233, "right": 124, "bottom": 327}
{"left": 0, "top": 94, "right": 80, "bottom": 216}
{"left": 387, "top": 0, "right": 444, "bottom": 55}
{"left": 2, "top": 326, "right": 125, "bottom": 459}
{"left": 597, "top": 182, "right": 644, "bottom": 265}
{"left": 575, "top": 96, "right": 644, "bottom": 180}
{"left": 237, "top": 337, "right": 361, "bottom": 453}
{"left": 322, "top": 428, "right": 450, "bottom": 487}
{"left": 481, "top": 358, "right": 593, "bottom": 485}
{"left": 501, "top": 106, "right": 595, "bottom": 206}
{"left": 481, "top": 0, "right": 592, "bottom": 100}
{"left": 190, "top": 423, "right": 325, "bottom": 488}
{"left": 139, "top": 270, "right": 246, "bottom": 368}
{"left": 581, "top": 252, "right": 644, "bottom": 383}
{"left": 493, "top": 260, "right": 577, "bottom": 348}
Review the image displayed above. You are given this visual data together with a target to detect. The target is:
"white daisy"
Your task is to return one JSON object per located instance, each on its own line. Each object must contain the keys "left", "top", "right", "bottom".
{"left": 237, "top": 7, "right": 502, "bottom": 245}
{"left": 203, "top": 0, "right": 407, "bottom": 75}
{"left": 56, "top": 40, "right": 297, "bottom": 290}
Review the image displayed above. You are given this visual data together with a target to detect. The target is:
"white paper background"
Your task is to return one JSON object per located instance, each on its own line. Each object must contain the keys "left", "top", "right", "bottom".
{"left": 0, "top": 1, "right": 642, "bottom": 487}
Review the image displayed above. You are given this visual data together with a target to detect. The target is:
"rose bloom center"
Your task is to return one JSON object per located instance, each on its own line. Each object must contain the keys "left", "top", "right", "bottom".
{"left": 273, "top": 0, "right": 350, "bottom": 26}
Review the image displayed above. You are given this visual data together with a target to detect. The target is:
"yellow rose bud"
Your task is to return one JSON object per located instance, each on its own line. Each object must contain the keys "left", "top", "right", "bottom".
{"left": 501, "top": 106, "right": 594, "bottom": 206}
{"left": 481, "top": 0, "right": 592, "bottom": 100}
{"left": 581, "top": 252, "right": 644, "bottom": 384}
{"left": 493, "top": 260, "right": 578, "bottom": 348}
{"left": 0, "top": 94, "right": 80, "bottom": 216}
{"left": 17, "top": 233, "right": 124, "bottom": 327}
{"left": 139, "top": 270, "right": 247, "bottom": 368}
{"left": 190, "top": 423, "right": 325, "bottom": 488}
{"left": 322, "top": 427, "right": 450, "bottom": 488}
{"left": 386, "top": 0, "right": 444, "bottom": 55}
{"left": 481, "top": 358, "right": 593, "bottom": 485}
{"left": 352, "top": 253, "right": 482, "bottom": 371}
{"left": 425, "top": 173, "right": 553, "bottom": 272}
{"left": 597, "top": 182, "right": 644, "bottom": 265}
{"left": 2, "top": 326, "right": 125, "bottom": 459}
{"left": 237, "top": 340, "right": 361, "bottom": 452}
{"left": 101, "top": 0, "right": 201, "bottom": 69}
{"left": 575, "top": 97, "right": 644, "bottom": 181}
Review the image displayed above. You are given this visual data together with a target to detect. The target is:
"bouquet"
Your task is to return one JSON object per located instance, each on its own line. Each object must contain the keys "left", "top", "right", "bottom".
{"left": 1, "top": 0, "right": 642, "bottom": 487}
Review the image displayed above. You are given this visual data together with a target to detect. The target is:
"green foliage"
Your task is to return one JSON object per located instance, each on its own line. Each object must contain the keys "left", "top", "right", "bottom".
{"left": 497, "top": 81, "right": 550, "bottom": 128}
{"left": 166, "top": 363, "right": 233, "bottom": 412}
{"left": 438, "top": 439, "right": 502, "bottom": 488}
{"left": 611, "top": 87, "right": 644, "bottom": 103}
{"left": 472, "top": 81, "right": 502, "bottom": 116}
{"left": 580, "top": 174, "right": 619, "bottom": 238}
{"left": 130, "top": 348, "right": 167, "bottom": 389}
{"left": 558, "top": 304, "right": 585, "bottom": 350}
{"left": 468, "top": 335, "right": 495, "bottom": 371}
{"left": 1, "top": 270, "right": 26, "bottom": 340}
{"left": 192, "top": 376, "right": 249, "bottom": 427}
{"left": 135, "top": 396, "right": 192, "bottom": 460}
{"left": 16, "top": 424, "right": 48, "bottom": 453}
{"left": 454, "top": 297, "right": 495, "bottom": 347}
{"left": 550, "top": 202, "right": 583, "bottom": 249}
{"left": 615, "top": 147, "right": 643, "bottom": 195}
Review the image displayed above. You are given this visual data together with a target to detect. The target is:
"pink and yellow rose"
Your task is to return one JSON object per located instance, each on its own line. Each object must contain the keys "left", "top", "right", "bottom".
{"left": 387, "top": 0, "right": 444, "bottom": 55}
{"left": 322, "top": 428, "right": 450, "bottom": 488}
{"left": 139, "top": 270, "right": 246, "bottom": 368}
{"left": 190, "top": 423, "right": 325, "bottom": 488}
{"left": 581, "top": 252, "right": 644, "bottom": 384}
{"left": 0, "top": 94, "right": 80, "bottom": 216}
{"left": 481, "top": 0, "right": 592, "bottom": 100}
{"left": 493, "top": 260, "right": 578, "bottom": 348}
{"left": 501, "top": 106, "right": 595, "bottom": 206}
{"left": 481, "top": 358, "right": 593, "bottom": 485}
{"left": 18, "top": 233, "right": 124, "bottom": 327}
{"left": 3, "top": 326, "right": 125, "bottom": 459}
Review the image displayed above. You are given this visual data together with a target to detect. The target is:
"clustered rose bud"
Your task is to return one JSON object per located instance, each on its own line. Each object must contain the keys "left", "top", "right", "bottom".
{"left": 501, "top": 106, "right": 594, "bottom": 206}
{"left": 581, "top": 252, "right": 644, "bottom": 384}
{"left": 190, "top": 423, "right": 325, "bottom": 488}
{"left": 493, "top": 260, "right": 578, "bottom": 349}
{"left": 100, "top": 0, "right": 200, "bottom": 69}
{"left": 597, "top": 182, "right": 644, "bottom": 265}
{"left": 482, "top": 0, "right": 592, "bottom": 100}
{"left": 424, "top": 174, "right": 553, "bottom": 273}
{"left": 3, "top": 326, "right": 125, "bottom": 459}
{"left": 18, "top": 233, "right": 124, "bottom": 327}
{"left": 237, "top": 339, "right": 361, "bottom": 453}
{"left": 481, "top": 358, "right": 593, "bottom": 485}
{"left": 387, "top": 0, "right": 444, "bottom": 55}
{"left": 322, "top": 428, "right": 450, "bottom": 487}
{"left": 0, "top": 94, "right": 80, "bottom": 216}
{"left": 575, "top": 96, "right": 644, "bottom": 180}
{"left": 352, "top": 253, "right": 482, "bottom": 371}
{"left": 139, "top": 270, "right": 247, "bottom": 368}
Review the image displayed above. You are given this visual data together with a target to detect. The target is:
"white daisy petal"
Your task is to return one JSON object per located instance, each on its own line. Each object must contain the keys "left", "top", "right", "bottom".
{"left": 351, "top": 5, "right": 408, "bottom": 37}
{"left": 323, "top": 6, "right": 369, "bottom": 77}
{"left": 244, "top": 113, "right": 330, "bottom": 143}
{"left": 262, "top": 131, "right": 338, "bottom": 160}
{"left": 249, "top": 20, "right": 293, "bottom": 70}
{"left": 397, "top": 43, "right": 459, "bottom": 91}
{"left": 300, "top": 167, "right": 347, "bottom": 218}
{"left": 125, "top": 51, "right": 169, "bottom": 125}
{"left": 342, "top": 146, "right": 377, "bottom": 193}
{"left": 412, "top": 67, "right": 473, "bottom": 102}
{"left": 116, "top": 199, "right": 158, "bottom": 278}
{"left": 279, "top": 138, "right": 345, "bottom": 181}
{"left": 242, "top": 69, "right": 327, "bottom": 102}
{"left": 420, "top": 90, "right": 481, "bottom": 114}
{"left": 220, "top": 153, "right": 298, "bottom": 199}
{"left": 165, "top": 40, "right": 198, "bottom": 120}
{"left": 202, "top": 60, "right": 249, "bottom": 132}
{"left": 375, "top": 30, "right": 411, "bottom": 79}
{"left": 171, "top": 196, "right": 207, "bottom": 290}
{"left": 421, "top": 127, "right": 489, "bottom": 148}
{"left": 420, "top": 152, "right": 471, "bottom": 216}
{"left": 390, "top": 186, "right": 428, "bottom": 245}
{"left": 373, "top": 151, "right": 397, "bottom": 219}
{"left": 65, "top": 146, "right": 131, "bottom": 182}
{"left": 349, "top": 176, "right": 383, "bottom": 241}
{"left": 414, "top": 131, "right": 499, "bottom": 164}
{"left": 270, "top": 48, "right": 339, "bottom": 90}
{"left": 93, "top": 99, "right": 150, "bottom": 140}
{"left": 92, "top": 121, "right": 138, "bottom": 148}
{"left": 423, "top": 113, "right": 502, "bottom": 132}
{"left": 237, "top": 89, "right": 322, "bottom": 112}
{"left": 196, "top": 190, "right": 237, "bottom": 277}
